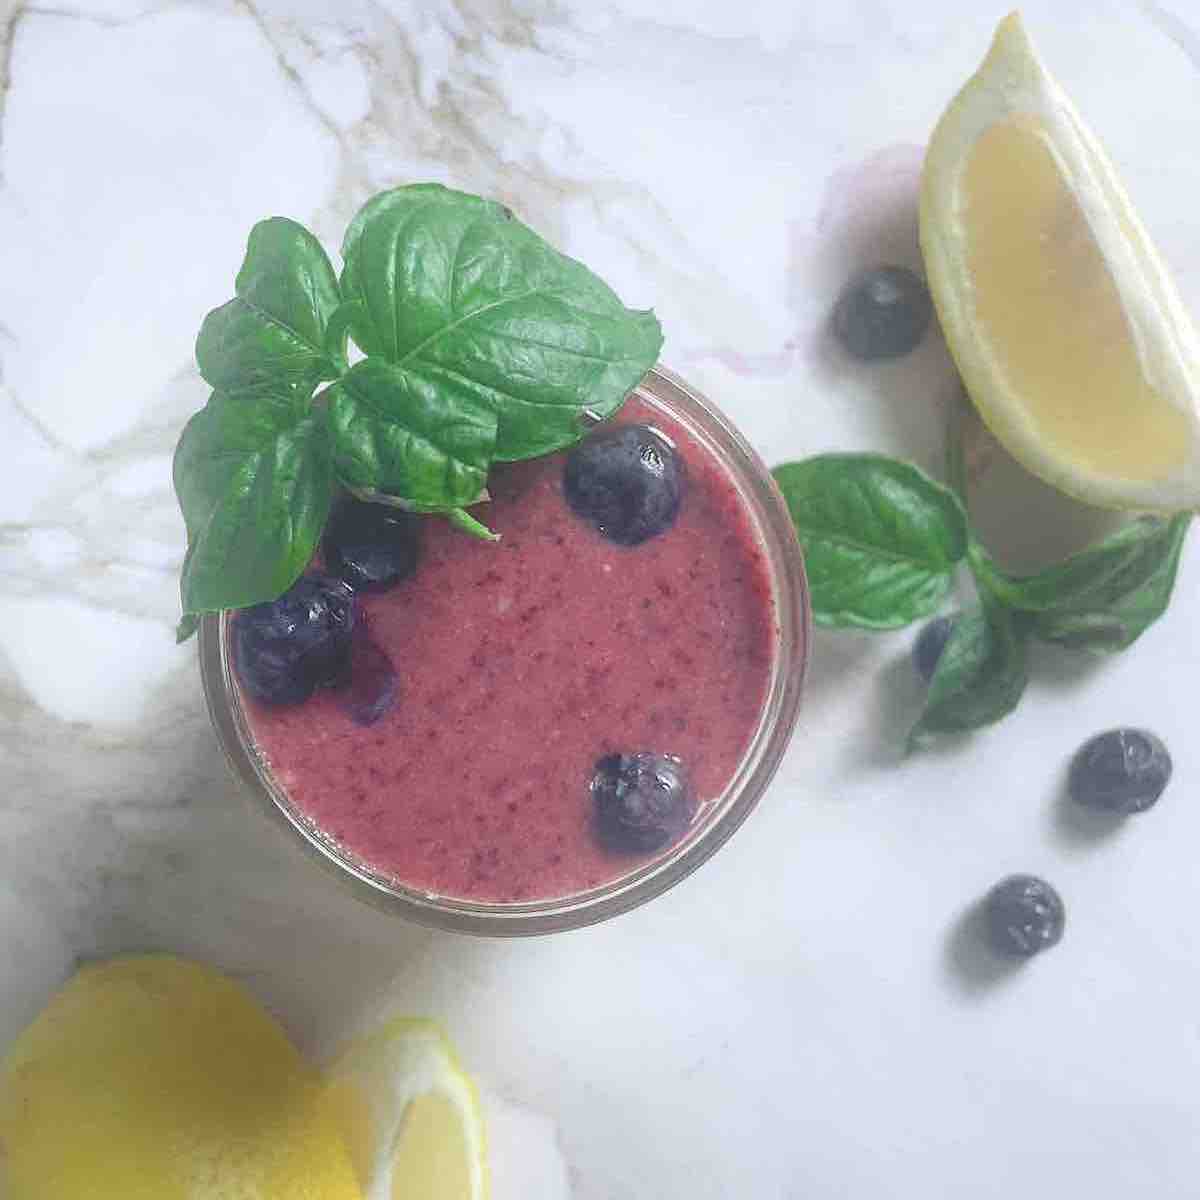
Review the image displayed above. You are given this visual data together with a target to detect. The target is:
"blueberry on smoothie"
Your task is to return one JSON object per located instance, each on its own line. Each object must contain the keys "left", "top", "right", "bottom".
{"left": 564, "top": 424, "right": 684, "bottom": 545}
{"left": 234, "top": 573, "right": 356, "bottom": 705}
{"left": 984, "top": 875, "right": 1065, "bottom": 958}
{"left": 323, "top": 495, "right": 422, "bottom": 593}
{"left": 592, "top": 752, "right": 693, "bottom": 853}
{"left": 913, "top": 614, "right": 956, "bottom": 681}
{"left": 339, "top": 627, "right": 399, "bottom": 727}
{"left": 1069, "top": 728, "right": 1172, "bottom": 815}
{"left": 832, "top": 266, "right": 932, "bottom": 360}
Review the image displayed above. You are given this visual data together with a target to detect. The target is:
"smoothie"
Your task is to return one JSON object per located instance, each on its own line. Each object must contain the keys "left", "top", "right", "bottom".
{"left": 233, "top": 393, "right": 778, "bottom": 903}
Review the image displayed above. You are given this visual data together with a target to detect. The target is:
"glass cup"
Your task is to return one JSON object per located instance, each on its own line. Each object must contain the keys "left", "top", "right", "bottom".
{"left": 199, "top": 366, "right": 810, "bottom": 935}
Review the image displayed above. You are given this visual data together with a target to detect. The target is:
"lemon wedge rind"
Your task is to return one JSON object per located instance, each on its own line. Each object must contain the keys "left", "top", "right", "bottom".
{"left": 325, "top": 1016, "right": 488, "bottom": 1200}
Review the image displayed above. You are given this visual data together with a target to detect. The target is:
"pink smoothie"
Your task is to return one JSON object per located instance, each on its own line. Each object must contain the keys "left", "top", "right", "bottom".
{"left": 238, "top": 398, "right": 776, "bottom": 903}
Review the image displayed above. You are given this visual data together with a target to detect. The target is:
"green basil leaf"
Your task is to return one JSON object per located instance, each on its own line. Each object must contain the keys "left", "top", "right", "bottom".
{"left": 1031, "top": 614, "right": 1138, "bottom": 653}
{"left": 175, "top": 612, "right": 201, "bottom": 643}
{"left": 343, "top": 482, "right": 499, "bottom": 542}
{"left": 772, "top": 455, "right": 969, "bottom": 629}
{"left": 323, "top": 301, "right": 355, "bottom": 376}
{"left": 972, "top": 514, "right": 1192, "bottom": 652}
{"left": 326, "top": 357, "right": 497, "bottom": 509}
{"left": 910, "top": 604, "right": 1028, "bottom": 745}
{"left": 196, "top": 217, "right": 341, "bottom": 394}
{"left": 447, "top": 507, "right": 502, "bottom": 542}
{"left": 174, "top": 389, "right": 333, "bottom": 617}
{"left": 339, "top": 184, "right": 663, "bottom": 461}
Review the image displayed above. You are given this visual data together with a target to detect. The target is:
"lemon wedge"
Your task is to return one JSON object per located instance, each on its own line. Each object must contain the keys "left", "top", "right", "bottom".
{"left": 324, "top": 1017, "right": 489, "bottom": 1200}
{"left": 0, "top": 955, "right": 362, "bottom": 1200}
{"left": 920, "top": 11, "right": 1200, "bottom": 512}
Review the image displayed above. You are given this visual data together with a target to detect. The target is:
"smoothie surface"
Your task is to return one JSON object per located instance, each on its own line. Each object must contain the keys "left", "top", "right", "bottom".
{"left": 239, "top": 397, "right": 777, "bottom": 902}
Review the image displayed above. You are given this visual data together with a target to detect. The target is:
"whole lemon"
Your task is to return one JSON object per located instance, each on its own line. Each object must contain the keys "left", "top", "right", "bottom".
{"left": 0, "top": 954, "right": 361, "bottom": 1200}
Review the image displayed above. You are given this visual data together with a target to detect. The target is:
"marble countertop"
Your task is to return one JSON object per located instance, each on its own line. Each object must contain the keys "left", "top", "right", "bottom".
{"left": 4, "top": 1, "right": 1200, "bottom": 1195}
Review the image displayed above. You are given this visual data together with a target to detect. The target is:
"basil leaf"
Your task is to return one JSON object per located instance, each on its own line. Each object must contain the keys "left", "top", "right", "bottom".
{"left": 447, "top": 507, "right": 502, "bottom": 542}
{"left": 175, "top": 612, "right": 200, "bottom": 644}
{"left": 973, "top": 515, "right": 1192, "bottom": 652}
{"left": 196, "top": 217, "right": 341, "bottom": 395}
{"left": 174, "top": 389, "right": 333, "bottom": 619}
{"left": 326, "top": 357, "right": 497, "bottom": 510}
{"left": 910, "top": 604, "right": 1028, "bottom": 744}
{"left": 339, "top": 184, "right": 662, "bottom": 461}
{"left": 773, "top": 455, "right": 969, "bottom": 629}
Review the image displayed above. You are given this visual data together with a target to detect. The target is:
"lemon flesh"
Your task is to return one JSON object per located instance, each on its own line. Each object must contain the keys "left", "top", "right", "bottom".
{"left": 325, "top": 1017, "right": 488, "bottom": 1200}
{"left": 389, "top": 1092, "right": 477, "bottom": 1200}
{"left": 921, "top": 12, "right": 1200, "bottom": 511}
{"left": 964, "top": 116, "right": 1192, "bottom": 478}
{"left": 0, "top": 955, "right": 361, "bottom": 1200}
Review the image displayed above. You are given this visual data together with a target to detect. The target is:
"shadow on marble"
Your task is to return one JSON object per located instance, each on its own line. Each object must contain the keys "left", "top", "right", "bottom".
{"left": 1027, "top": 641, "right": 1112, "bottom": 695}
{"left": 941, "top": 896, "right": 1023, "bottom": 1000}
{"left": 797, "top": 629, "right": 931, "bottom": 771}
{"left": 87, "top": 806, "right": 442, "bottom": 1051}
{"left": 955, "top": 398, "right": 1126, "bottom": 575}
{"left": 840, "top": 646, "right": 981, "bottom": 771}
{"left": 820, "top": 616, "right": 1119, "bottom": 774}
{"left": 799, "top": 145, "right": 963, "bottom": 478}
{"left": 0, "top": 657, "right": 473, "bottom": 1053}
{"left": 800, "top": 628, "right": 881, "bottom": 706}
{"left": 809, "top": 325, "right": 962, "bottom": 477}
{"left": 0, "top": 877, "right": 74, "bottom": 1051}
{"left": 1047, "top": 764, "right": 1125, "bottom": 851}
{"left": 857, "top": 649, "right": 928, "bottom": 767}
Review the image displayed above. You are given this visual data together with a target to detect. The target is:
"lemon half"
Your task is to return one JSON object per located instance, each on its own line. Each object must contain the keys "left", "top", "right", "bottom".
{"left": 325, "top": 1017, "right": 488, "bottom": 1200}
{"left": 921, "top": 12, "right": 1200, "bottom": 512}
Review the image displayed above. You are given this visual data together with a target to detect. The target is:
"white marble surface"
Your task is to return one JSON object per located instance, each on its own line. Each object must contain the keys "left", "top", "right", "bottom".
{"left": 4, "top": 1, "right": 1200, "bottom": 1195}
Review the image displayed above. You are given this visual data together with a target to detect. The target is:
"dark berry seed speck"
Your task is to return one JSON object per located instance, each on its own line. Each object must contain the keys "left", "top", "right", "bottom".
{"left": 564, "top": 424, "right": 684, "bottom": 546}
{"left": 1069, "top": 728, "right": 1172, "bottom": 815}
{"left": 913, "top": 615, "right": 956, "bottom": 682}
{"left": 592, "top": 752, "right": 693, "bottom": 853}
{"left": 323, "top": 495, "right": 422, "bottom": 593}
{"left": 234, "top": 573, "right": 355, "bottom": 706}
{"left": 832, "top": 266, "right": 932, "bottom": 361}
{"left": 984, "top": 875, "right": 1065, "bottom": 959}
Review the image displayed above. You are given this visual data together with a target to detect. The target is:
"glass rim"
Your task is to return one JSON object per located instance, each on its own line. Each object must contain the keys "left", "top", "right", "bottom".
{"left": 198, "top": 365, "right": 810, "bottom": 936}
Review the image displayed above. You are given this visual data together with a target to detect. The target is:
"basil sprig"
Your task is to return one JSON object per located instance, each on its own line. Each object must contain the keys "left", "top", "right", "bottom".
{"left": 173, "top": 185, "right": 663, "bottom": 638}
{"left": 969, "top": 516, "right": 1192, "bottom": 652}
{"left": 775, "top": 456, "right": 1192, "bottom": 744}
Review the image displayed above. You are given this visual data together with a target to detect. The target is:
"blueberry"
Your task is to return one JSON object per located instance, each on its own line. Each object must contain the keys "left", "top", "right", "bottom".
{"left": 913, "top": 614, "right": 956, "bottom": 681}
{"left": 234, "top": 573, "right": 355, "bottom": 705}
{"left": 564, "top": 424, "right": 684, "bottom": 546}
{"left": 984, "top": 875, "right": 1065, "bottom": 958}
{"left": 323, "top": 495, "right": 422, "bottom": 593}
{"left": 338, "top": 626, "right": 399, "bottom": 727}
{"left": 1068, "top": 728, "right": 1172, "bottom": 815}
{"left": 832, "top": 266, "right": 932, "bottom": 361}
{"left": 592, "top": 752, "right": 693, "bottom": 853}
